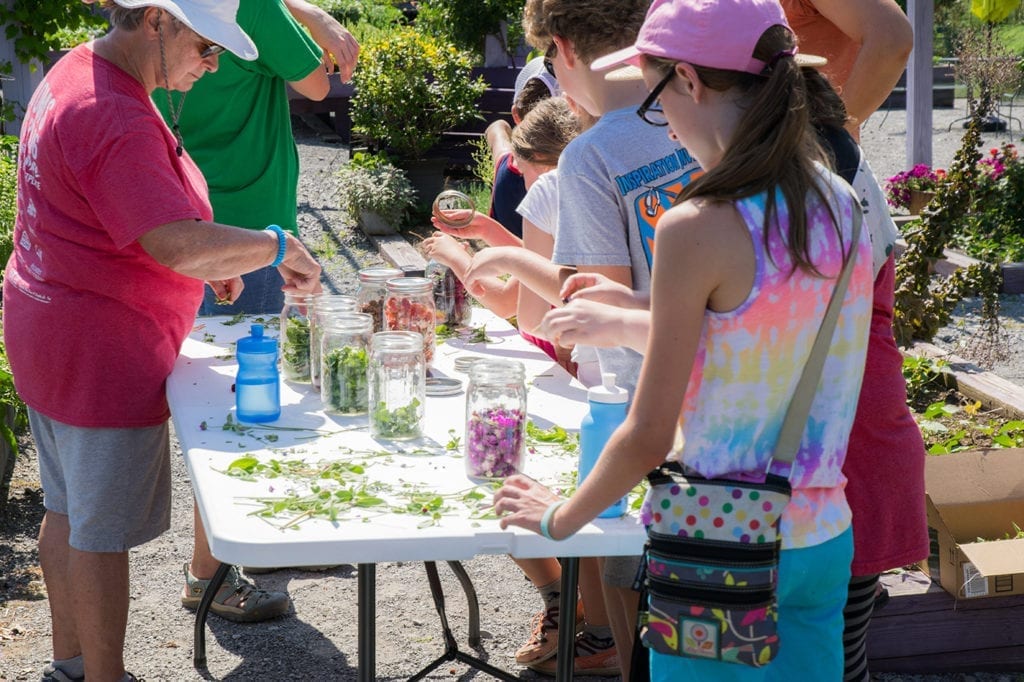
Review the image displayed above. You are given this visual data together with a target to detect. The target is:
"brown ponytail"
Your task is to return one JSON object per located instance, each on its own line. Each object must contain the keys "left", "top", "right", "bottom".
{"left": 651, "top": 25, "right": 841, "bottom": 276}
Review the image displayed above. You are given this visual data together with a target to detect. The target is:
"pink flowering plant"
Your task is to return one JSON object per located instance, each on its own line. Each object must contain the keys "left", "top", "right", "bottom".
{"left": 956, "top": 143, "right": 1024, "bottom": 262}
{"left": 885, "top": 164, "right": 947, "bottom": 211}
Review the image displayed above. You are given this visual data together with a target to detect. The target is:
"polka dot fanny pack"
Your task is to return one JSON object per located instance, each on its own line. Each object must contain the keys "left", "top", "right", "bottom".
{"left": 637, "top": 463, "right": 791, "bottom": 667}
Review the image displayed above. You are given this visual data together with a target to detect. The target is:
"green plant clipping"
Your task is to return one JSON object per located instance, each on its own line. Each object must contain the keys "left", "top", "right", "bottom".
{"left": 282, "top": 317, "right": 311, "bottom": 381}
{"left": 350, "top": 26, "right": 486, "bottom": 159}
{"left": 372, "top": 398, "right": 422, "bottom": 439}
{"left": 323, "top": 346, "right": 370, "bottom": 415}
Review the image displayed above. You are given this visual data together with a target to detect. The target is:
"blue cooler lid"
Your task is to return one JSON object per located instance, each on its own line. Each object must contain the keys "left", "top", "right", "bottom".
{"left": 236, "top": 324, "right": 277, "bottom": 354}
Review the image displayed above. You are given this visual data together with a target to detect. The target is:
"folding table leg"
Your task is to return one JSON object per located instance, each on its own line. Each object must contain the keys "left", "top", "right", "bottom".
{"left": 357, "top": 563, "right": 376, "bottom": 682}
{"left": 446, "top": 560, "right": 481, "bottom": 646}
{"left": 192, "top": 561, "right": 231, "bottom": 669}
{"left": 556, "top": 557, "right": 580, "bottom": 681}
{"left": 406, "top": 561, "right": 519, "bottom": 682}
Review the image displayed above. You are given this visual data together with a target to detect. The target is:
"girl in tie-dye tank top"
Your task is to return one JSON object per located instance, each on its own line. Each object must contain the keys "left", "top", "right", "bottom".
{"left": 494, "top": 2, "right": 874, "bottom": 679}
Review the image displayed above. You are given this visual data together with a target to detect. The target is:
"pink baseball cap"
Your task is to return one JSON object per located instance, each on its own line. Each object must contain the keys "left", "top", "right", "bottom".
{"left": 590, "top": 0, "right": 793, "bottom": 76}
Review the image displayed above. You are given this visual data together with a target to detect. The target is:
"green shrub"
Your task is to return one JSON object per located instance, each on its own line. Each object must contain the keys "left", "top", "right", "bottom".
{"left": 954, "top": 142, "right": 1024, "bottom": 262}
{"left": 416, "top": 0, "right": 525, "bottom": 62}
{"left": 337, "top": 154, "right": 417, "bottom": 227}
{"left": 0, "top": 143, "right": 17, "bottom": 283}
{"left": 350, "top": 26, "right": 486, "bottom": 160}
{"left": 308, "top": 0, "right": 403, "bottom": 28}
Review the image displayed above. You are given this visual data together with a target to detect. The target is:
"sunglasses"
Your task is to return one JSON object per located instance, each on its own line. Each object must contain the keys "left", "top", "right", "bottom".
{"left": 199, "top": 41, "right": 225, "bottom": 59}
{"left": 637, "top": 69, "right": 674, "bottom": 127}
{"left": 543, "top": 44, "right": 556, "bottom": 78}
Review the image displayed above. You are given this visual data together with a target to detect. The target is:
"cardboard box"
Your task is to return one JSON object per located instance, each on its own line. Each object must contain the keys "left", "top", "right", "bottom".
{"left": 923, "top": 447, "right": 1024, "bottom": 599}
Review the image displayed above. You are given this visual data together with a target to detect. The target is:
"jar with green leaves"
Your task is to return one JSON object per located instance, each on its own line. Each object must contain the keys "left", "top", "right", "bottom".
{"left": 280, "top": 292, "right": 315, "bottom": 382}
{"left": 369, "top": 331, "right": 425, "bottom": 440}
{"left": 320, "top": 312, "right": 373, "bottom": 416}
{"left": 310, "top": 294, "right": 357, "bottom": 390}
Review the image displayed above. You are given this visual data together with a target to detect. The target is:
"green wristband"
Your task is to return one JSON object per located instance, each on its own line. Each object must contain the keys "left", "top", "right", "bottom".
{"left": 540, "top": 499, "right": 568, "bottom": 541}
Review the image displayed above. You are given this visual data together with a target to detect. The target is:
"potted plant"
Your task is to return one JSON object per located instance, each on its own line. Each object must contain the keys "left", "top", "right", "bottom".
{"left": 885, "top": 163, "right": 947, "bottom": 215}
{"left": 349, "top": 26, "right": 486, "bottom": 196}
{"left": 337, "top": 152, "right": 417, "bottom": 236}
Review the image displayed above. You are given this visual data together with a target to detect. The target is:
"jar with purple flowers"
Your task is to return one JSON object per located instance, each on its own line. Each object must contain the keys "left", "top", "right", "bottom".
{"left": 464, "top": 360, "right": 526, "bottom": 481}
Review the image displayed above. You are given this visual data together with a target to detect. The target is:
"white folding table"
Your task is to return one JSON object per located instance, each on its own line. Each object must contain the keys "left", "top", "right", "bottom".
{"left": 166, "top": 309, "right": 646, "bottom": 680}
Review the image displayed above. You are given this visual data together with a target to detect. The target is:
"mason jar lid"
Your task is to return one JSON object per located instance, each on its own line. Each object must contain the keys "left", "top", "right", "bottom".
{"left": 386, "top": 276, "right": 432, "bottom": 294}
{"left": 358, "top": 267, "right": 404, "bottom": 284}
{"left": 323, "top": 312, "right": 373, "bottom": 334}
{"left": 314, "top": 294, "right": 357, "bottom": 312}
{"left": 469, "top": 359, "right": 525, "bottom": 383}
{"left": 371, "top": 330, "right": 424, "bottom": 353}
{"left": 283, "top": 292, "right": 316, "bottom": 304}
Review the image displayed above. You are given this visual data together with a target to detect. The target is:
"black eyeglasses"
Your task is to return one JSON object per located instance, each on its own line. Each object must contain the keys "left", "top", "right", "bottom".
{"left": 543, "top": 44, "right": 557, "bottom": 78}
{"left": 637, "top": 69, "right": 674, "bottom": 127}
{"left": 199, "top": 42, "right": 225, "bottom": 59}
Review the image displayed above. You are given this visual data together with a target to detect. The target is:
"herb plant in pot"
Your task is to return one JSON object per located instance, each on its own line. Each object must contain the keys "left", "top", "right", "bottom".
{"left": 349, "top": 26, "right": 486, "bottom": 197}
{"left": 337, "top": 152, "right": 417, "bottom": 236}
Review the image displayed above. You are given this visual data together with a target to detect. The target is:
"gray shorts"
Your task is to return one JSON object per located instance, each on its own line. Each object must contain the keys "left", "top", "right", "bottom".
{"left": 603, "top": 553, "right": 642, "bottom": 588}
{"left": 31, "top": 409, "right": 172, "bottom": 552}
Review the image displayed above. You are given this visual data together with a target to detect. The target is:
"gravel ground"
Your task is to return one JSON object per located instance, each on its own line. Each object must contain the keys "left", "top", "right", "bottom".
{"left": 2, "top": 107, "right": 1024, "bottom": 681}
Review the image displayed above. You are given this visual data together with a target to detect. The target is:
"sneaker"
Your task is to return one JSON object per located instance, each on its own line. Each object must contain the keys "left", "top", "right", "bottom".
{"left": 514, "top": 601, "right": 585, "bottom": 665}
{"left": 180, "top": 562, "right": 291, "bottom": 623}
{"left": 527, "top": 631, "right": 620, "bottom": 677}
{"left": 40, "top": 664, "right": 83, "bottom": 682}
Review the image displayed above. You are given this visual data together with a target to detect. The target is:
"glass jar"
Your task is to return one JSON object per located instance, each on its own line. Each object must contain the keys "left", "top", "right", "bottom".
{"left": 464, "top": 360, "right": 527, "bottom": 481}
{"left": 310, "top": 294, "right": 357, "bottom": 390}
{"left": 426, "top": 259, "right": 472, "bottom": 328}
{"left": 384, "top": 277, "right": 436, "bottom": 365}
{"left": 356, "top": 267, "right": 403, "bottom": 333}
{"left": 280, "top": 292, "right": 315, "bottom": 382}
{"left": 320, "top": 312, "right": 373, "bottom": 415}
{"left": 431, "top": 189, "right": 476, "bottom": 230}
{"left": 369, "top": 331, "right": 425, "bottom": 440}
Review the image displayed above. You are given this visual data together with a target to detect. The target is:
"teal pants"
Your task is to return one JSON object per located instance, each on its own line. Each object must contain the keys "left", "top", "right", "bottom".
{"left": 651, "top": 527, "right": 854, "bottom": 682}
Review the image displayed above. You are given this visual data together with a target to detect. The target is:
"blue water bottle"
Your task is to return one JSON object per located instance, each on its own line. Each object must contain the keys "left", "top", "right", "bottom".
{"left": 235, "top": 324, "right": 281, "bottom": 423}
{"left": 578, "top": 372, "right": 629, "bottom": 518}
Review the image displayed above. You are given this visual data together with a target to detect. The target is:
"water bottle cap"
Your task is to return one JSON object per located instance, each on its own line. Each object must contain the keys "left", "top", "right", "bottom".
{"left": 237, "top": 324, "right": 277, "bottom": 354}
{"left": 587, "top": 372, "right": 629, "bottom": 404}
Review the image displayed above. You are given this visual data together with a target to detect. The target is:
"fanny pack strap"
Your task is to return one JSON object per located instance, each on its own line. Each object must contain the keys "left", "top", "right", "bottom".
{"left": 772, "top": 188, "right": 862, "bottom": 468}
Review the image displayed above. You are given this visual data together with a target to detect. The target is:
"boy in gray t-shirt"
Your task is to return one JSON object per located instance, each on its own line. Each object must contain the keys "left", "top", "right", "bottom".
{"left": 519, "top": 0, "right": 702, "bottom": 677}
{"left": 554, "top": 107, "right": 700, "bottom": 395}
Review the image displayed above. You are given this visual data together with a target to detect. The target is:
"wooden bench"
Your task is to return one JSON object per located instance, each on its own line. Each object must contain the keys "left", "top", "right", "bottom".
{"left": 881, "top": 63, "right": 956, "bottom": 109}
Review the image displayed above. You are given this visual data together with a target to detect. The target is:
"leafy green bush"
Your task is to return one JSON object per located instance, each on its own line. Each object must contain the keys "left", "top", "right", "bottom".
{"left": 0, "top": 1, "right": 106, "bottom": 67}
{"left": 337, "top": 153, "right": 417, "bottom": 227}
{"left": 0, "top": 143, "right": 17, "bottom": 284}
{"left": 308, "top": 0, "right": 403, "bottom": 28}
{"left": 350, "top": 26, "right": 486, "bottom": 159}
{"left": 416, "top": 0, "right": 525, "bottom": 61}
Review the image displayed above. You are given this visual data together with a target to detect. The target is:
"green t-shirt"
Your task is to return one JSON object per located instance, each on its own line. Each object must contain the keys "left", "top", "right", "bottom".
{"left": 154, "top": 0, "right": 322, "bottom": 235}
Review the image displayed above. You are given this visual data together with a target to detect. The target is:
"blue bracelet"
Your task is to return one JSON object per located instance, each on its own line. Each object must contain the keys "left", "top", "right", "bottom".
{"left": 539, "top": 500, "right": 568, "bottom": 541}
{"left": 265, "top": 224, "right": 287, "bottom": 267}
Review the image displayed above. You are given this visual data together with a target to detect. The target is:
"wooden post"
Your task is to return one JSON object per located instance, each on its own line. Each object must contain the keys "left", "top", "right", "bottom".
{"left": 483, "top": 21, "right": 509, "bottom": 67}
{"left": 906, "top": 0, "right": 934, "bottom": 168}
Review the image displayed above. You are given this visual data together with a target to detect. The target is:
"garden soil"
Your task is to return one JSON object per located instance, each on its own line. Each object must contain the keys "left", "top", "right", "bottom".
{"left": 3, "top": 106, "right": 1024, "bottom": 681}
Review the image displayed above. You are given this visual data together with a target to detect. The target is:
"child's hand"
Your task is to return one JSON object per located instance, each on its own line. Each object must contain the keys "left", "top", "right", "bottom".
{"left": 561, "top": 273, "right": 648, "bottom": 309}
{"left": 431, "top": 211, "right": 516, "bottom": 246}
{"left": 420, "top": 232, "right": 469, "bottom": 270}
{"left": 535, "top": 299, "right": 630, "bottom": 349}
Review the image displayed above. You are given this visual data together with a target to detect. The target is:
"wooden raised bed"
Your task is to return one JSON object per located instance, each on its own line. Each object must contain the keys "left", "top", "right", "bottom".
{"left": 866, "top": 345, "right": 1024, "bottom": 673}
